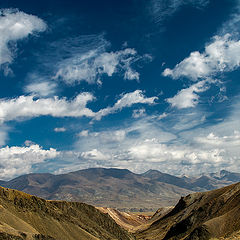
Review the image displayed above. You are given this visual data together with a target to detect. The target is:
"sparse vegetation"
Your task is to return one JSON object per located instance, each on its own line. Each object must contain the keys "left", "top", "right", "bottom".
{"left": 135, "top": 182, "right": 240, "bottom": 240}
{"left": 0, "top": 186, "right": 134, "bottom": 240}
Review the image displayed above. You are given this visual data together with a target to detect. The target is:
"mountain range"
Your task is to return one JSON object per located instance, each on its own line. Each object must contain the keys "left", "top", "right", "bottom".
{"left": 0, "top": 168, "right": 239, "bottom": 211}
{"left": 1, "top": 178, "right": 240, "bottom": 239}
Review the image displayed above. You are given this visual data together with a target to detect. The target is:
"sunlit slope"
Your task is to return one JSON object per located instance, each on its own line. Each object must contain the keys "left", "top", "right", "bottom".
{"left": 0, "top": 186, "right": 134, "bottom": 240}
{"left": 136, "top": 182, "right": 240, "bottom": 240}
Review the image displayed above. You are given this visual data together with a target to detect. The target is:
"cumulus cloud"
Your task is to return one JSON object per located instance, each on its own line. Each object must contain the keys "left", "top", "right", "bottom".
{"left": 53, "top": 48, "right": 147, "bottom": 84}
{"left": 81, "top": 149, "right": 110, "bottom": 161}
{"left": 57, "top": 136, "right": 233, "bottom": 176}
{"left": 0, "top": 93, "right": 95, "bottom": 123}
{"left": 127, "top": 139, "right": 225, "bottom": 165}
{"left": 0, "top": 9, "right": 46, "bottom": 72}
{"left": 0, "top": 144, "right": 58, "bottom": 180}
{"left": 163, "top": 34, "right": 240, "bottom": 80}
{"left": 0, "top": 90, "right": 158, "bottom": 123}
{"left": 163, "top": 33, "right": 239, "bottom": 109}
{"left": 195, "top": 131, "right": 240, "bottom": 147}
{"left": 48, "top": 103, "right": 240, "bottom": 177}
{"left": 56, "top": 116, "right": 235, "bottom": 176}
{"left": 167, "top": 80, "right": 210, "bottom": 109}
{"left": 94, "top": 90, "right": 157, "bottom": 120}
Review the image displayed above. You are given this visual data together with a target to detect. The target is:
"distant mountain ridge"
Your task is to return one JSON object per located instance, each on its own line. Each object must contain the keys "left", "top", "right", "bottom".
{"left": 142, "top": 169, "right": 240, "bottom": 191}
{"left": 0, "top": 168, "right": 239, "bottom": 211}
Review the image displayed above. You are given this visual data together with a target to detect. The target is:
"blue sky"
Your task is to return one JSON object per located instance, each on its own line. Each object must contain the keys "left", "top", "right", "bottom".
{"left": 0, "top": 0, "right": 240, "bottom": 180}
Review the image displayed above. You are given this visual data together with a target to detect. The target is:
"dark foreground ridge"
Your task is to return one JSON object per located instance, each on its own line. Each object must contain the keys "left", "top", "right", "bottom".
{"left": 135, "top": 182, "right": 240, "bottom": 240}
{"left": 0, "top": 186, "right": 134, "bottom": 240}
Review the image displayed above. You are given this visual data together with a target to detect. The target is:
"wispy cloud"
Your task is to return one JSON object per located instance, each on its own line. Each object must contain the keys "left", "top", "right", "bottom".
{"left": 74, "top": 117, "right": 176, "bottom": 156}
{"left": 53, "top": 47, "right": 149, "bottom": 84}
{"left": 0, "top": 125, "right": 9, "bottom": 146}
{"left": 0, "top": 9, "right": 46, "bottom": 74}
{"left": 26, "top": 33, "right": 151, "bottom": 97}
{"left": 51, "top": 114, "right": 234, "bottom": 176}
{"left": 24, "top": 80, "right": 57, "bottom": 97}
{"left": 38, "top": 95, "right": 240, "bottom": 176}
{"left": 220, "top": 0, "right": 240, "bottom": 36}
{"left": 57, "top": 103, "right": 240, "bottom": 176}
{"left": 148, "top": 0, "right": 209, "bottom": 25}
{"left": 94, "top": 90, "right": 158, "bottom": 120}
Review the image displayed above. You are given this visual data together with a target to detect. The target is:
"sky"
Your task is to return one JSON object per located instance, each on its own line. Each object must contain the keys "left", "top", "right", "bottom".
{"left": 0, "top": 0, "right": 239, "bottom": 180}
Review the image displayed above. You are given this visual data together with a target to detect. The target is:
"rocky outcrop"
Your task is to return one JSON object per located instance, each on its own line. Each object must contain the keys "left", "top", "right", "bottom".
{"left": 136, "top": 182, "right": 240, "bottom": 240}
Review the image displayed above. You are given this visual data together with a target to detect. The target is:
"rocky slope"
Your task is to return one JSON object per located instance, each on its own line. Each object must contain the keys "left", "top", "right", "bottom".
{"left": 0, "top": 186, "right": 134, "bottom": 240}
{"left": 96, "top": 207, "right": 152, "bottom": 232}
{"left": 135, "top": 182, "right": 240, "bottom": 240}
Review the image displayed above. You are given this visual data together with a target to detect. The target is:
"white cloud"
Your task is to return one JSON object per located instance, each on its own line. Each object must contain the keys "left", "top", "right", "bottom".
{"left": 0, "top": 93, "right": 95, "bottom": 123}
{"left": 78, "top": 130, "right": 89, "bottom": 137}
{"left": 54, "top": 97, "right": 240, "bottom": 177}
{"left": 24, "top": 81, "right": 57, "bottom": 97}
{"left": 0, "top": 90, "right": 158, "bottom": 123}
{"left": 81, "top": 149, "right": 110, "bottom": 161}
{"left": 61, "top": 122, "right": 229, "bottom": 176}
{"left": 158, "top": 112, "right": 168, "bottom": 120}
{"left": 124, "top": 68, "right": 140, "bottom": 81}
{"left": 0, "top": 9, "right": 46, "bottom": 71}
{"left": 167, "top": 80, "right": 209, "bottom": 109}
{"left": 74, "top": 129, "right": 128, "bottom": 155}
{"left": 127, "top": 139, "right": 225, "bottom": 165}
{"left": 53, "top": 47, "right": 147, "bottom": 84}
{"left": 195, "top": 131, "right": 240, "bottom": 147}
{"left": 92, "top": 130, "right": 126, "bottom": 143}
{"left": 74, "top": 117, "right": 177, "bottom": 159}
{"left": 0, "top": 144, "right": 58, "bottom": 180}
{"left": 94, "top": 90, "right": 157, "bottom": 120}
{"left": 163, "top": 34, "right": 240, "bottom": 80}
{"left": 220, "top": 0, "right": 240, "bottom": 36}
{"left": 54, "top": 127, "right": 66, "bottom": 133}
